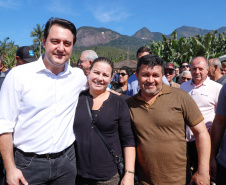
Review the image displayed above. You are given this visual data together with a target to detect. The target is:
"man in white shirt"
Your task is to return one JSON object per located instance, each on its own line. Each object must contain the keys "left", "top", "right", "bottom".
{"left": 0, "top": 18, "right": 87, "bottom": 185}
{"left": 180, "top": 56, "right": 222, "bottom": 176}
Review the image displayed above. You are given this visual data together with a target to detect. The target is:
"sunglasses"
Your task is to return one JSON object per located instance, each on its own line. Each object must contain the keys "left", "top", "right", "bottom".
{"left": 182, "top": 77, "right": 191, "bottom": 81}
{"left": 182, "top": 65, "right": 190, "bottom": 68}
{"left": 118, "top": 73, "right": 128, "bottom": 76}
{"left": 164, "top": 70, "right": 174, "bottom": 75}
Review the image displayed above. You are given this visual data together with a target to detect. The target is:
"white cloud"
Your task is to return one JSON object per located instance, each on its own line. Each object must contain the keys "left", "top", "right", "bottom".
{"left": 87, "top": 2, "right": 131, "bottom": 23}
{"left": 0, "top": 0, "right": 19, "bottom": 9}
{"left": 46, "top": 0, "right": 79, "bottom": 16}
{"left": 94, "top": 8, "right": 130, "bottom": 23}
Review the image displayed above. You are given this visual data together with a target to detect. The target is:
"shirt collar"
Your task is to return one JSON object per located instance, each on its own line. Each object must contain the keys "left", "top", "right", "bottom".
{"left": 191, "top": 76, "right": 209, "bottom": 87}
{"left": 35, "top": 54, "right": 72, "bottom": 76}
{"left": 135, "top": 83, "right": 171, "bottom": 106}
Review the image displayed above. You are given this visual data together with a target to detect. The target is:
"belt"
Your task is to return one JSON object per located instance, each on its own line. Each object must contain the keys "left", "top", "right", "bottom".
{"left": 16, "top": 144, "right": 72, "bottom": 160}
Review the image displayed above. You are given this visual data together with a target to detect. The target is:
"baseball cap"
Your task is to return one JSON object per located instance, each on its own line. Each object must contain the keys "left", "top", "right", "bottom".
{"left": 16, "top": 46, "right": 37, "bottom": 63}
{"left": 219, "top": 56, "right": 226, "bottom": 63}
{"left": 164, "top": 62, "right": 175, "bottom": 70}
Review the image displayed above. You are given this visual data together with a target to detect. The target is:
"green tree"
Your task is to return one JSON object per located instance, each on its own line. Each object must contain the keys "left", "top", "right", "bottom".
{"left": 0, "top": 37, "right": 18, "bottom": 68}
{"left": 30, "top": 24, "right": 44, "bottom": 57}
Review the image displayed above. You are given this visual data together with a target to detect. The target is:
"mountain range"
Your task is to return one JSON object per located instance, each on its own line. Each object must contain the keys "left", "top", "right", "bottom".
{"left": 75, "top": 25, "right": 226, "bottom": 52}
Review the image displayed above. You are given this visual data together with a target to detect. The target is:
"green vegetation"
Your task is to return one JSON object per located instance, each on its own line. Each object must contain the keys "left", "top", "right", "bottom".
{"left": 150, "top": 30, "right": 226, "bottom": 66}
{"left": 0, "top": 37, "right": 18, "bottom": 69}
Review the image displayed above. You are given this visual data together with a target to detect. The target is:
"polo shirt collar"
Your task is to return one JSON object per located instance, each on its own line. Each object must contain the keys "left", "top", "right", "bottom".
{"left": 36, "top": 54, "right": 72, "bottom": 76}
{"left": 191, "top": 76, "right": 209, "bottom": 87}
{"left": 135, "top": 83, "right": 171, "bottom": 106}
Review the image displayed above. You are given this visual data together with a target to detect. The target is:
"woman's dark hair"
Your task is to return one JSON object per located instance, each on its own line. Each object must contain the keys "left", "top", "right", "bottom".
{"left": 90, "top": 57, "right": 114, "bottom": 76}
{"left": 120, "top": 66, "right": 133, "bottom": 77}
{"left": 44, "top": 17, "right": 77, "bottom": 45}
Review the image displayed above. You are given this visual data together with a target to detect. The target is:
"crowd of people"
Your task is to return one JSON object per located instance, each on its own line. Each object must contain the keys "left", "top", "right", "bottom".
{"left": 0, "top": 17, "right": 226, "bottom": 185}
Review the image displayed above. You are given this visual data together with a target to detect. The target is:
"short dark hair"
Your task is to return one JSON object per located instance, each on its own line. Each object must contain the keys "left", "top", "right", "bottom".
{"left": 136, "top": 46, "right": 152, "bottom": 58}
{"left": 136, "top": 55, "right": 163, "bottom": 73}
{"left": 90, "top": 57, "right": 114, "bottom": 76}
{"left": 44, "top": 17, "right": 77, "bottom": 45}
{"left": 120, "top": 66, "right": 133, "bottom": 77}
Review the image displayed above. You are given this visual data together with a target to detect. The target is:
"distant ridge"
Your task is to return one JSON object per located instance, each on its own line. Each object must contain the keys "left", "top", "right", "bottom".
{"left": 74, "top": 25, "right": 226, "bottom": 52}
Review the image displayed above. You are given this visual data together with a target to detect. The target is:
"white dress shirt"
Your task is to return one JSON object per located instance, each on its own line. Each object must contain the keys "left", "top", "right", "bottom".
{"left": 180, "top": 78, "right": 222, "bottom": 141}
{"left": 0, "top": 56, "right": 87, "bottom": 154}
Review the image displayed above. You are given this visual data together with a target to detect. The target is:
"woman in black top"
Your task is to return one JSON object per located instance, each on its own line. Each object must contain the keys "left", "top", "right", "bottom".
{"left": 111, "top": 66, "right": 133, "bottom": 95}
{"left": 74, "top": 57, "right": 136, "bottom": 185}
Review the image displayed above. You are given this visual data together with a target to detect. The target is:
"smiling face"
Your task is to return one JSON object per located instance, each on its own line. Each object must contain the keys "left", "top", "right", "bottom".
{"left": 191, "top": 57, "right": 209, "bottom": 85}
{"left": 136, "top": 64, "right": 163, "bottom": 100}
{"left": 119, "top": 70, "right": 129, "bottom": 84}
{"left": 88, "top": 61, "right": 112, "bottom": 95}
{"left": 42, "top": 24, "right": 74, "bottom": 75}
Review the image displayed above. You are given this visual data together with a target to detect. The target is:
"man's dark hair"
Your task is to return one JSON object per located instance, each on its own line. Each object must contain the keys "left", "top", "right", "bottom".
{"left": 136, "top": 46, "right": 152, "bottom": 58}
{"left": 120, "top": 66, "right": 133, "bottom": 77}
{"left": 136, "top": 55, "right": 163, "bottom": 73}
{"left": 44, "top": 17, "right": 77, "bottom": 45}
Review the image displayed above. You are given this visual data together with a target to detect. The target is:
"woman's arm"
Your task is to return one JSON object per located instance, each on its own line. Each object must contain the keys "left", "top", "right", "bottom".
{"left": 120, "top": 146, "right": 136, "bottom": 185}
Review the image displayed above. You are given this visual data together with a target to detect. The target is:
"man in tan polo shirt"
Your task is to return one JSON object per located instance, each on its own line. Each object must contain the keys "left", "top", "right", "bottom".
{"left": 126, "top": 54, "right": 210, "bottom": 185}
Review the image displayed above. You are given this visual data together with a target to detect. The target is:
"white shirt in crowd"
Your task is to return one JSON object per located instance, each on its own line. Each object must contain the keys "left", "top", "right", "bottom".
{"left": 180, "top": 77, "right": 222, "bottom": 142}
{"left": 0, "top": 56, "right": 87, "bottom": 154}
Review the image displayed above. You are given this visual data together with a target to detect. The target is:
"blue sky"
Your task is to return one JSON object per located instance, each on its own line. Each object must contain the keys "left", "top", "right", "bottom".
{"left": 0, "top": 0, "right": 226, "bottom": 47}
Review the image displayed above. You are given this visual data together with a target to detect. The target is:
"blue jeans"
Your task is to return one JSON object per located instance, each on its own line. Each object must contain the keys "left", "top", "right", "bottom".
{"left": 15, "top": 145, "right": 77, "bottom": 185}
{"left": 216, "top": 162, "right": 226, "bottom": 185}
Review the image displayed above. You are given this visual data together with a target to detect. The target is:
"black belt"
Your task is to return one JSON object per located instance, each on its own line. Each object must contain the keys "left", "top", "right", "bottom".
{"left": 16, "top": 144, "right": 72, "bottom": 160}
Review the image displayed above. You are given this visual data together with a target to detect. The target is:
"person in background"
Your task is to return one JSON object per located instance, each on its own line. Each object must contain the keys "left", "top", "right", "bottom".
{"left": 79, "top": 50, "right": 98, "bottom": 76}
{"left": 0, "top": 56, "right": 6, "bottom": 89}
{"left": 111, "top": 66, "right": 133, "bottom": 94}
{"left": 0, "top": 17, "right": 87, "bottom": 185}
{"left": 74, "top": 57, "right": 135, "bottom": 185}
{"left": 164, "top": 62, "right": 180, "bottom": 88}
{"left": 219, "top": 57, "right": 226, "bottom": 75}
{"left": 181, "top": 71, "right": 192, "bottom": 84}
{"left": 180, "top": 56, "right": 222, "bottom": 177}
{"left": 173, "top": 66, "right": 180, "bottom": 83}
{"left": 16, "top": 46, "right": 37, "bottom": 66}
{"left": 208, "top": 58, "right": 226, "bottom": 85}
{"left": 210, "top": 85, "right": 226, "bottom": 185}
{"left": 178, "top": 62, "right": 190, "bottom": 84}
{"left": 126, "top": 54, "right": 210, "bottom": 185}
{"left": 126, "top": 46, "right": 169, "bottom": 96}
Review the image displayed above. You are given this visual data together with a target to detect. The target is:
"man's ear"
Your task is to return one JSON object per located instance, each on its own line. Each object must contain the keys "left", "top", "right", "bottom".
{"left": 89, "top": 60, "right": 92, "bottom": 66}
{"left": 135, "top": 71, "right": 138, "bottom": 79}
{"left": 42, "top": 36, "right": 46, "bottom": 48}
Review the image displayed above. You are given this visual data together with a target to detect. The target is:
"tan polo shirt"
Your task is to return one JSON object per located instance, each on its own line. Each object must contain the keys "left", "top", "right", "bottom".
{"left": 126, "top": 83, "right": 203, "bottom": 185}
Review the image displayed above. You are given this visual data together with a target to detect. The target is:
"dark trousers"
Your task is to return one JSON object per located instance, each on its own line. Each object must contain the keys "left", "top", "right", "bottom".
{"left": 187, "top": 141, "right": 198, "bottom": 175}
{"left": 216, "top": 162, "right": 226, "bottom": 185}
{"left": 15, "top": 145, "right": 77, "bottom": 185}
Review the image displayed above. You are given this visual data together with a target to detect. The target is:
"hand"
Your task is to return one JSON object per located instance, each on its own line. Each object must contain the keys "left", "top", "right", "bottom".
{"left": 6, "top": 167, "right": 28, "bottom": 185}
{"left": 190, "top": 171, "right": 210, "bottom": 185}
{"left": 120, "top": 172, "right": 134, "bottom": 185}
{"left": 210, "top": 156, "right": 217, "bottom": 181}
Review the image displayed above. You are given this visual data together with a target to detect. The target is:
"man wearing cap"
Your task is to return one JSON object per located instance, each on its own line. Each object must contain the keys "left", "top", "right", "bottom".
{"left": 164, "top": 62, "right": 180, "bottom": 88}
{"left": 180, "top": 56, "right": 222, "bottom": 176}
{"left": 16, "top": 46, "right": 37, "bottom": 66}
{"left": 0, "top": 18, "right": 87, "bottom": 185}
